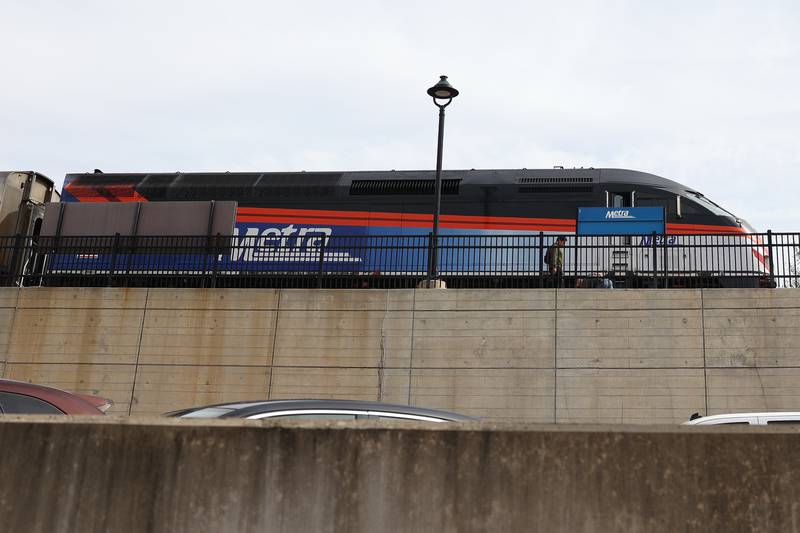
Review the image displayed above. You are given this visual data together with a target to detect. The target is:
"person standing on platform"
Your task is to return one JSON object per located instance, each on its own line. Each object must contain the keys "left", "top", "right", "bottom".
{"left": 544, "top": 235, "right": 567, "bottom": 288}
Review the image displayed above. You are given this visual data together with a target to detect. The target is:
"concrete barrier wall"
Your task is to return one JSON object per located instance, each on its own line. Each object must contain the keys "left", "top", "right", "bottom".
{"left": 2, "top": 287, "right": 800, "bottom": 422}
{"left": 1, "top": 417, "right": 799, "bottom": 533}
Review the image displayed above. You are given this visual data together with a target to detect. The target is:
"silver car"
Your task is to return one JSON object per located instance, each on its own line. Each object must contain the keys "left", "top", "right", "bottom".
{"left": 167, "top": 399, "right": 478, "bottom": 423}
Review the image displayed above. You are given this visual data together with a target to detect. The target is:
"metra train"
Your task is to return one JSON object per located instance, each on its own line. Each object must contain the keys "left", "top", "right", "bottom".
{"left": 59, "top": 167, "right": 766, "bottom": 287}
{"left": 62, "top": 167, "right": 752, "bottom": 234}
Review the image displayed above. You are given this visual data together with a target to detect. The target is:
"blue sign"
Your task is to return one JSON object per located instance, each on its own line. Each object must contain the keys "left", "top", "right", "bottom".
{"left": 577, "top": 207, "right": 665, "bottom": 235}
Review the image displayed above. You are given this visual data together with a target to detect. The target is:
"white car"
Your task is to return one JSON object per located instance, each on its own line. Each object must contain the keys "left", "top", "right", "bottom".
{"left": 684, "top": 412, "right": 800, "bottom": 426}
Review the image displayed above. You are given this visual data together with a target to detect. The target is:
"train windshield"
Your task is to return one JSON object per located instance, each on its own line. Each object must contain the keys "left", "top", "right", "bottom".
{"left": 686, "top": 192, "right": 736, "bottom": 218}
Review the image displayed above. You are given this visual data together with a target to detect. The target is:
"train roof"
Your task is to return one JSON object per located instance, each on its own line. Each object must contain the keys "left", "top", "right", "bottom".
{"left": 65, "top": 168, "right": 693, "bottom": 193}
{"left": 1, "top": 171, "right": 55, "bottom": 186}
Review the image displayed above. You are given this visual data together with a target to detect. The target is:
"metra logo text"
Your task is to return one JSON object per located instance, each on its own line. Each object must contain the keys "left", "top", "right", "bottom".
{"left": 231, "top": 225, "right": 331, "bottom": 261}
{"left": 229, "top": 225, "right": 359, "bottom": 263}
{"left": 605, "top": 210, "right": 634, "bottom": 219}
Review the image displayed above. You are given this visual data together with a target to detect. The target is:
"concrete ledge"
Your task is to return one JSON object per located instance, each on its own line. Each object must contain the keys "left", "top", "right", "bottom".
{"left": 1, "top": 417, "right": 799, "bottom": 533}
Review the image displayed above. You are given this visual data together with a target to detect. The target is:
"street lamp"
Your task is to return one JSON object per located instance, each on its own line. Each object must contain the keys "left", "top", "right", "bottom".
{"left": 426, "top": 75, "right": 459, "bottom": 283}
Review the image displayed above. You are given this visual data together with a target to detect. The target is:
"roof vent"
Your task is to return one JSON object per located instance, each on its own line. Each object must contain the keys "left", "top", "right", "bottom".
{"left": 350, "top": 179, "right": 461, "bottom": 195}
{"left": 518, "top": 185, "right": 594, "bottom": 194}
{"left": 516, "top": 177, "right": 594, "bottom": 185}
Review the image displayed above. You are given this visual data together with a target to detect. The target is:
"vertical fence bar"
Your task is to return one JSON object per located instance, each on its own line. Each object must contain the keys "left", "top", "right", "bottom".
{"left": 123, "top": 235, "right": 135, "bottom": 287}
{"left": 317, "top": 236, "right": 327, "bottom": 289}
{"left": 206, "top": 235, "right": 216, "bottom": 288}
{"left": 651, "top": 231, "right": 658, "bottom": 288}
{"left": 572, "top": 236, "right": 578, "bottom": 286}
{"left": 537, "top": 234, "right": 545, "bottom": 287}
{"left": 661, "top": 232, "right": 668, "bottom": 288}
{"left": 9, "top": 234, "right": 23, "bottom": 287}
{"left": 425, "top": 232, "right": 433, "bottom": 282}
{"left": 767, "top": 230, "right": 775, "bottom": 286}
{"left": 106, "top": 233, "right": 120, "bottom": 287}
{"left": 210, "top": 233, "right": 220, "bottom": 289}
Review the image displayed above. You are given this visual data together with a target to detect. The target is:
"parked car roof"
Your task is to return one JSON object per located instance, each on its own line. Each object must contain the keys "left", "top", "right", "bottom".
{"left": 0, "top": 379, "right": 111, "bottom": 415}
{"left": 166, "top": 399, "right": 478, "bottom": 422}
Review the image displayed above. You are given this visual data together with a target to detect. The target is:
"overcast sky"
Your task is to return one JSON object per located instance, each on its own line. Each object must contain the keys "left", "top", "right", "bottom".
{"left": 3, "top": 1, "right": 799, "bottom": 231}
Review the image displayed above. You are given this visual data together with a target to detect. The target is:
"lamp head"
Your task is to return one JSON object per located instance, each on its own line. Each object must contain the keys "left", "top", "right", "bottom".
{"left": 427, "top": 75, "right": 459, "bottom": 100}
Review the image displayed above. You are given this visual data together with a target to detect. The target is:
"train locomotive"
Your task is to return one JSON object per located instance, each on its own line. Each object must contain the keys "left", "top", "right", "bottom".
{"left": 54, "top": 167, "right": 767, "bottom": 287}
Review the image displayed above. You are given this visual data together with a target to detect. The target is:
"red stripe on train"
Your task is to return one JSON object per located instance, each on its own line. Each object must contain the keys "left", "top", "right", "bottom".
{"left": 237, "top": 208, "right": 752, "bottom": 235}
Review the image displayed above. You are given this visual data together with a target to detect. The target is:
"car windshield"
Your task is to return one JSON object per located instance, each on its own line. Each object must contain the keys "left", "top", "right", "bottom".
{"left": 181, "top": 407, "right": 237, "bottom": 418}
{"left": 179, "top": 401, "right": 270, "bottom": 417}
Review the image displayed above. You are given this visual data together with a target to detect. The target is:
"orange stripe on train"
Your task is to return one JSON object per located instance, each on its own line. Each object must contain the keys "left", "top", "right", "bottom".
{"left": 237, "top": 208, "right": 748, "bottom": 234}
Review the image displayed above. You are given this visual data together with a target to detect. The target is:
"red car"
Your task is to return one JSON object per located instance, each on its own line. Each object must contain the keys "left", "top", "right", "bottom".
{"left": 0, "top": 379, "right": 112, "bottom": 415}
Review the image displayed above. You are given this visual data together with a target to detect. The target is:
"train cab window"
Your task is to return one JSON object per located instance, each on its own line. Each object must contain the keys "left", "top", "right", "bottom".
{"left": 680, "top": 199, "right": 706, "bottom": 215}
{"left": 633, "top": 196, "right": 670, "bottom": 215}
{"left": 686, "top": 192, "right": 736, "bottom": 218}
{"left": 608, "top": 192, "right": 632, "bottom": 208}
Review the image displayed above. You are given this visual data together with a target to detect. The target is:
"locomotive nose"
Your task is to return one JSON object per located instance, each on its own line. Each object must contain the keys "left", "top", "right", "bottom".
{"left": 738, "top": 218, "right": 757, "bottom": 233}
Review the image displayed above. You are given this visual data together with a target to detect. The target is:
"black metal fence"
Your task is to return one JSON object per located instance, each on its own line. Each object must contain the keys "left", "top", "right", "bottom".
{"left": 0, "top": 232, "right": 797, "bottom": 289}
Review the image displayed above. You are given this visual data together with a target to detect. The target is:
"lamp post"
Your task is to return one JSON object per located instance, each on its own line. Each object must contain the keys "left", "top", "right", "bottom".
{"left": 426, "top": 75, "right": 459, "bottom": 282}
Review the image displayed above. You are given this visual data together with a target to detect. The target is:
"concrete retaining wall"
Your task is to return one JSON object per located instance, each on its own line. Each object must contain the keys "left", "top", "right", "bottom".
{"left": 1, "top": 417, "right": 799, "bottom": 533}
{"left": 2, "top": 287, "right": 800, "bottom": 422}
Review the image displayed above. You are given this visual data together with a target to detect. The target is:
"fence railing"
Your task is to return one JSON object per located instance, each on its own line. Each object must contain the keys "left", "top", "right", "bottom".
{"left": 0, "top": 232, "right": 797, "bottom": 289}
